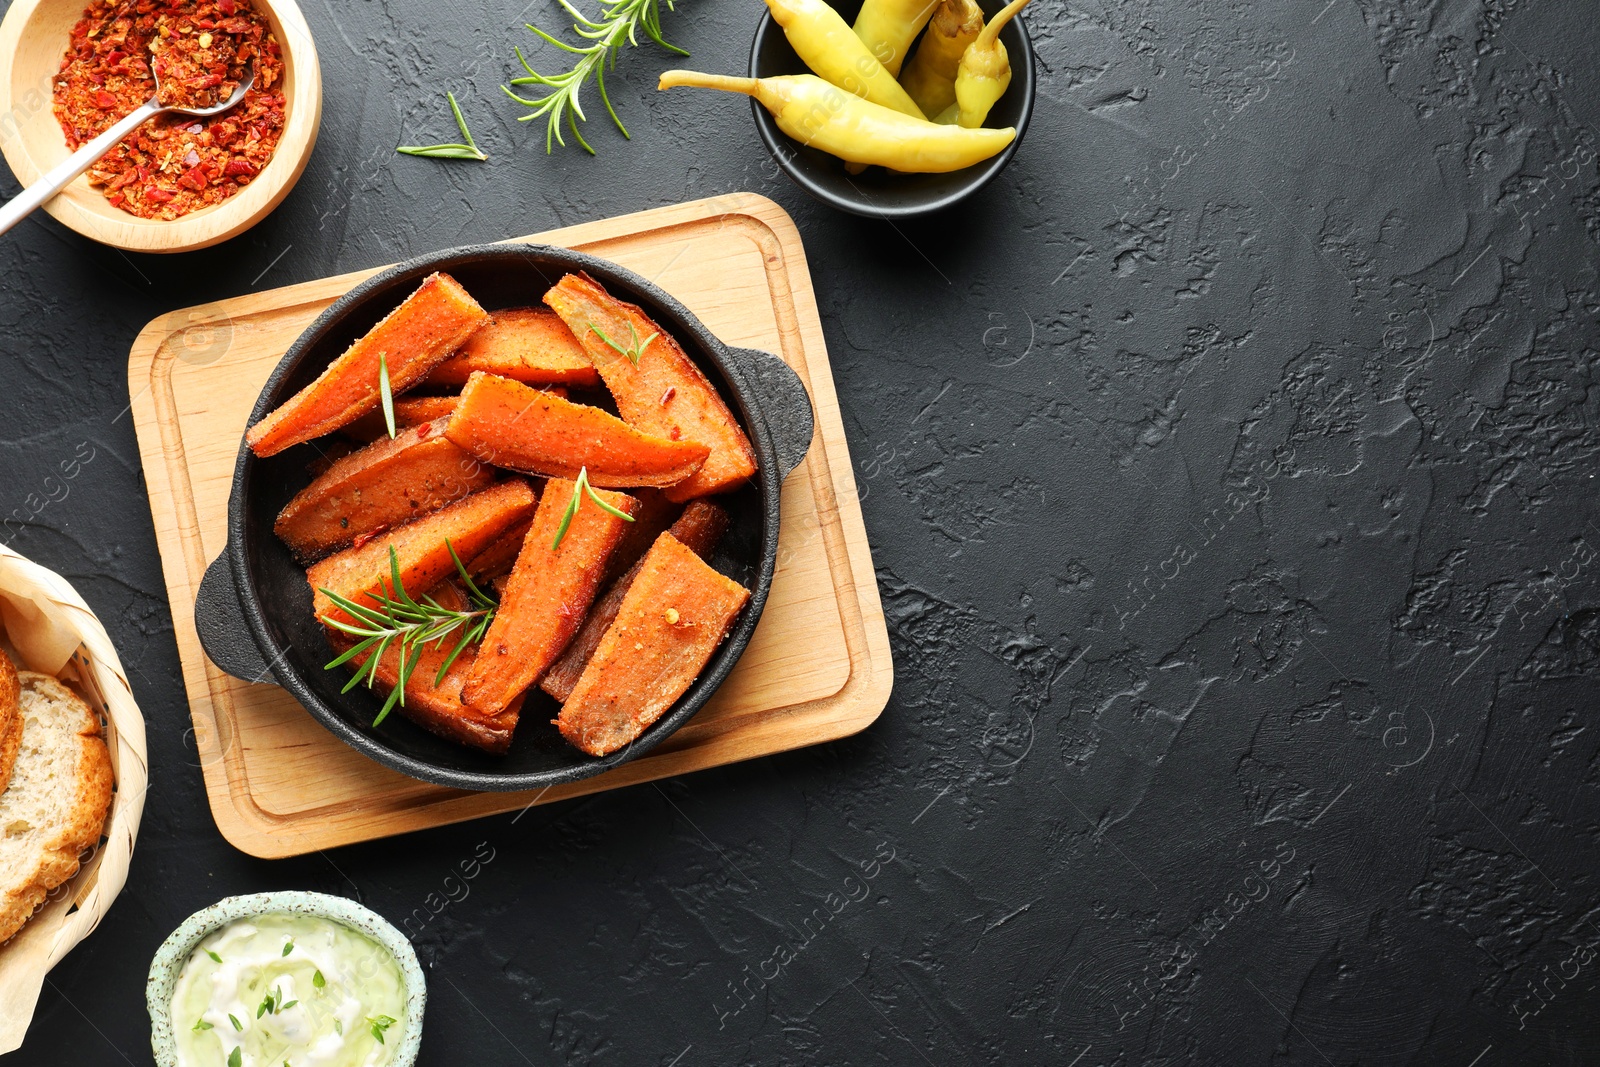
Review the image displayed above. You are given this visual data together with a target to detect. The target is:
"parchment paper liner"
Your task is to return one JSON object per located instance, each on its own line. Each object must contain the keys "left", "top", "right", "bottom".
{"left": 0, "top": 542, "right": 148, "bottom": 1054}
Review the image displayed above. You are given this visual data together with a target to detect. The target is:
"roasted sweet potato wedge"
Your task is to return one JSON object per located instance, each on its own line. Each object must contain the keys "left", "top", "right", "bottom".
{"left": 305, "top": 438, "right": 358, "bottom": 478}
{"left": 543, "top": 273, "right": 757, "bottom": 501}
{"left": 426, "top": 307, "right": 600, "bottom": 388}
{"left": 339, "top": 628, "right": 521, "bottom": 754}
{"left": 462, "top": 516, "right": 534, "bottom": 583}
{"left": 557, "top": 533, "right": 751, "bottom": 756}
{"left": 247, "top": 273, "right": 488, "bottom": 457}
{"left": 309, "top": 480, "right": 537, "bottom": 627}
{"left": 275, "top": 417, "right": 495, "bottom": 562}
{"left": 541, "top": 500, "right": 729, "bottom": 702}
{"left": 342, "top": 395, "right": 460, "bottom": 442}
{"left": 445, "top": 372, "right": 711, "bottom": 488}
{"left": 461, "top": 478, "right": 638, "bottom": 715}
{"left": 599, "top": 488, "right": 678, "bottom": 587}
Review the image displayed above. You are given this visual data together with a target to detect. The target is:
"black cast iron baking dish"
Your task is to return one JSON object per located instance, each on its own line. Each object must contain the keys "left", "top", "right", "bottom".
{"left": 193, "top": 243, "right": 815, "bottom": 792}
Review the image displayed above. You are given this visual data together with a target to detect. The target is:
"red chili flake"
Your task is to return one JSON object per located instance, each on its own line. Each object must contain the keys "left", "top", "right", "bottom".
{"left": 51, "top": 0, "right": 285, "bottom": 221}
{"left": 416, "top": 421, "right": 433, "bottom": 440}
{"left": 659, "top": 387, "right": 676, "bottom": 405}
{"left": 351, "top": 527, "right": 389, "bottom": 551}
{"left": 669, "top": 427, "right": 681, "bottom": 441}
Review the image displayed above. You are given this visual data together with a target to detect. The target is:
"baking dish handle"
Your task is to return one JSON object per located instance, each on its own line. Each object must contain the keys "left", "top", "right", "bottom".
{"left": 195, "top": 550, "right": 273, "bottom": 683}
{"left": 726, "top": 347, "right": 815, "bottom": 480}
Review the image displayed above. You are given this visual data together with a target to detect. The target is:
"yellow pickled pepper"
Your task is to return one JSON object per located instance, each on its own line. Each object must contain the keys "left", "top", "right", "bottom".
{"left": 766, "top": 0, "right": 923, "bottom": 118}
{"left": 953, "top": 0, "right": 1032, "bottom": 128}
{"left": 658, "top": 70, "right": 1015, "bottom": 172}
{"left": 852, "top": 0, "right": 941, "bottom": 78}
{"left": 899, "top": 0, "right": 984, "bottom": 119}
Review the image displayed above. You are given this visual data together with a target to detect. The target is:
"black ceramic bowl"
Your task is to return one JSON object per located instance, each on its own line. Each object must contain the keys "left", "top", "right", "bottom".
{"left": 748, "top": 0, "right": 1035, "bottom": 217}
{"left": 194, "top": 244, "right": 814, "bottom": 792}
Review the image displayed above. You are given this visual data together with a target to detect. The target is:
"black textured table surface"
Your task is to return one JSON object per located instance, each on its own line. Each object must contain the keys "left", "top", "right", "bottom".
{"left": 4, "top": 0, "right": 1599, "bottom": 1063}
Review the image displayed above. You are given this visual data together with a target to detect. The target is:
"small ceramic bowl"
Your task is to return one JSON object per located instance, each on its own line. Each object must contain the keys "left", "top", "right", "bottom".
{"left": 748, "top": 0, "right": 1034, "bottom": 218}
{"left": 0, "top": 0, "right": 322, "bottom": 253}
{"left": 147, "top": 891, "right": 426, "bottom": 1067}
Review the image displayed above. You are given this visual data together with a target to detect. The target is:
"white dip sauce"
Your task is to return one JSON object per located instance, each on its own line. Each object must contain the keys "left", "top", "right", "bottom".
{"left": 170, "top": 912, "right": 407, "bottom": 1067}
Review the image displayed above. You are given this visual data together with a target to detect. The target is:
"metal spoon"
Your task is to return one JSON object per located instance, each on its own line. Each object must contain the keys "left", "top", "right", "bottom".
{"left": 0, "top": 67, "right": 256, "bottom": 238}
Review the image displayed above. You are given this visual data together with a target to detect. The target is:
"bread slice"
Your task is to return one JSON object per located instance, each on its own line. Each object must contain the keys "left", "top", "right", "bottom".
{"left": 0, "top": 673, "right": 114, "bottom": 945}
{"left": 0, "top": 649, "right": 20, "bottom": 794}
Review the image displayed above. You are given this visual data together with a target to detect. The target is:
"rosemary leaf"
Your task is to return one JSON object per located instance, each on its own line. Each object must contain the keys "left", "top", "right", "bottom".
{"left": 378, "top": 353, "right": 396, "bottom": 439}
{"left": 436, "top": 625, "right": 478, "bottom": 686}
{"left": 324, "top": 633, "right": 382, "bottom": 670}
{"left": 551, "top": 467, "right": 634, "bottom": 550}
{"left": 585, "top": 479, "right": 636, "bottom": 521}
{"left": 373, "top": 674, "right": 405, "bottom": 727}
{"left": 397, "top": 143, "right": 486, "bottom": 159}
{"left": 550, "top": 472, "right": 584, "bottom": 550}
{"left": 449, "top": 539, "right": 494, "bottom": 607}
{"left": 588, "top": 321, "right": 655, "bottom": 366}
{"left": 398, "top": 92, "right": 488, "bottom": 161}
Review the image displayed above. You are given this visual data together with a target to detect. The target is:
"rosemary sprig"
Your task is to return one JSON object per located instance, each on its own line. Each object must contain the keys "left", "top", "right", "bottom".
{"left": 378, "top": 354, "right": 396, "bottom": 439}
{"left": 318, "top": 542, "right": 496, "bottom": 726}
{"left": 589, "top": 321, "right": 657, "bottom": 366}
{"left": 398, "top": 92, "right": 489, "bottom": 161}
{"left": 503, "top": 0, "right": 688, "bottom": 154}
{"left": 552, "top": 466, "right": 635, "bottom": 550}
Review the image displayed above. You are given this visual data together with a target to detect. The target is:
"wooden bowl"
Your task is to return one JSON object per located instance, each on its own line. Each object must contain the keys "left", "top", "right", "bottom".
{"left": 0, "top": 543, "right": 148, "bottom": 1054}
{"left": 0, "top": 0, "right": 321, "bottom": 253}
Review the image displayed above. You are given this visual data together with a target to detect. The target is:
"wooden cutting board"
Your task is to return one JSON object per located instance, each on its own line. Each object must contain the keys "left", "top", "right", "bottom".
{"left": 127, "top": 193, "right": 892, "bottom": 858}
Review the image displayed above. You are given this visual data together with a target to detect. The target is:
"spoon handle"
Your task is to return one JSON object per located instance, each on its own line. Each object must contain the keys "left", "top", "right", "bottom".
{"left": 0, "top": 98, "right": 165, "bottom": 239}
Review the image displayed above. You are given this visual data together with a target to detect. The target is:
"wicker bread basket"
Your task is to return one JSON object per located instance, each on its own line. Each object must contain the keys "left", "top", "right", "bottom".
{"left": 0, "top": 542, "right": 148, "bottom": 1054}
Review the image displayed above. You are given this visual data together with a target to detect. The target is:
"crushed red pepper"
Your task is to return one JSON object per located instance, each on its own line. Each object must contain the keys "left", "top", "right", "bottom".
{"left": 51, "top": 0, "right": 286, "bottom": 221}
